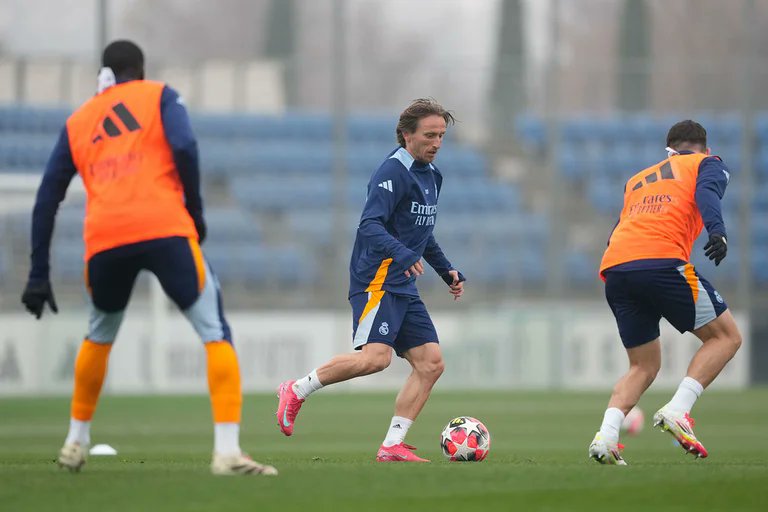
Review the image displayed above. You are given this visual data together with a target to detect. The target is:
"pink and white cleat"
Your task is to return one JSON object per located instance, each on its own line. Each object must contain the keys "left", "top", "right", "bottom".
{"left": 376, "top": 443, "right": 430, "bottom": 462}
{"left": 653, "top": 407, "right": 708, "bottom": 458}
{"left": 276, "top": 380, "right": 304, "bottom": 437}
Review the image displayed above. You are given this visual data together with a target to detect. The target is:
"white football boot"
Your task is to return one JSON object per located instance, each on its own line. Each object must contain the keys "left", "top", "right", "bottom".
{"left": 653, "top": 407, "right": 708, "bottom": 458}
{"left": 588, "top": 432, "right": 627, "bottom": 465}
{"left": 58, "top": 442, "right": 87, "bottom": 472}
{"left": 211, "top": 453, "right": 278, "bottom": 476}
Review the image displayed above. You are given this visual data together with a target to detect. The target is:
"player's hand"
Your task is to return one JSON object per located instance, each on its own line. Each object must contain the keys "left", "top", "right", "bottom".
{"left": 446, "top": 270, "right": 464, "bottom": 301}
{"left": 404, "top": 259, "right": 424, "bottom": 278}
{"left": 703, "top": 233, "right": 727, "bottom": 266}
{"left": 21, "top": 280, "right": 58, "bottom": 319}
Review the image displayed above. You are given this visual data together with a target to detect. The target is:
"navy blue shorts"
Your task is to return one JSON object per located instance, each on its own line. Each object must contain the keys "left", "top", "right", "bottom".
{"left": 350, "top": 291, "right": 438, "bottom": 356}
{"left": 604, "top": 263, "right": 727, "bottom": 348}
{"left": 85, "top": 236, "right": 231, "bottom": 343}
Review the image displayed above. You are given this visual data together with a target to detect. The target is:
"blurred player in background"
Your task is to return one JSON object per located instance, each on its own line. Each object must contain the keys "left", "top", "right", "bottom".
{"left": 276, "top": 98, "right": 466, "bottom": 462}
{"left": 589, "top": 120, "right": 742, "bottom": 465}
{"left": 20, "top": 40, "right": 276, "bottom": 476}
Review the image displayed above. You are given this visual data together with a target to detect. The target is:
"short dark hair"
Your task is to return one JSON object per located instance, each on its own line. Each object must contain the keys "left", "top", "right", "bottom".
{"left": 102, "top": 40, "right": 144, "bottom": 78}
{"left": 666, "top": 120, "right": 707, "bottom": 150}
{"left": 396, "top": 98, "right": 455, "bottom": 147}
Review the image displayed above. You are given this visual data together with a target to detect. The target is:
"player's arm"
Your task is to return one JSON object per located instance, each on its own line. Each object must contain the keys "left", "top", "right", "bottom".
{"left": 357, "top": 165, "right": 421, "bottom": 274}
{"left": 160, "top": 85, "right": 206, "bottom": 243}
{"left": 22, "top": 127, "right": 77, "bottom": 318}
{"left": 695, "top": 156, "right": 729, "bottom": 265}
{"left": 423, "top": 234, "right": 466, "bottom": 299}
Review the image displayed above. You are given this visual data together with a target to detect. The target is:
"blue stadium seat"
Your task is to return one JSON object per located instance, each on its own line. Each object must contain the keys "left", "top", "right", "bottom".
{"left": 205, "top": 208, "right": 262, "bottom": 244}
{"left": 588, "top": 180, "right": 624, "bottom": 216}
{"left": 285, "top": 210, "right": 359, "bottom": 251}
{"left": 565, "top": 251, "right": 597, "bottom": 286}
{"left": 753, "top": 247, "right": 768, "bottom": 284}
{"left": 52, "top": 241, "right": 85, "bottom": 280}
{"left": 469, "top": 247, "right": 546, "bottom": 286}
{"left": 205, "top": 245, "right": 316, "bottom": 286}
{"left": 0, "top": 105, "right": 70, "bottom": 134}
{"left": 514, "top": 113, "right": 546, "bottom": 153}
{"left": 230, "top": 177, "right": 333, "bottom": 212}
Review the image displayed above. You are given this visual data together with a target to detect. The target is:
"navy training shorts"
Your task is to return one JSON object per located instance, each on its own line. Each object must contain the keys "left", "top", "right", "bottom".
{"left": 350, "top": 291, "right": 438, "bottom": 356}
{"left": 604, "top": 263, "right": 727, "bottom": 348}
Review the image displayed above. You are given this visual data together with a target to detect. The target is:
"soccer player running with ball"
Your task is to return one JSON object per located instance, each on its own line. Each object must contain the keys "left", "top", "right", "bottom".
{"left": 589, "top": 120, "right": 742, "bottom": 465}
{"left": 276, "top": 99, "right": 466, "bottom": 462}
{"left": 20, "top": 40, "right": 276, "bottom": 476}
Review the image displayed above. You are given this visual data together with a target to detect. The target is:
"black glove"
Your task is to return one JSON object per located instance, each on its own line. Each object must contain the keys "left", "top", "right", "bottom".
{"left": 193, "top": 215, "right": 207, "bottom": 244}
{"left": 439, "top": 269, "right": 466, "bottom": 286}
{"left": 21, "top": 280, "right": 58, "bottom": 319}
{"left": 703, "top": 233, "right": 727, "bottom": 266}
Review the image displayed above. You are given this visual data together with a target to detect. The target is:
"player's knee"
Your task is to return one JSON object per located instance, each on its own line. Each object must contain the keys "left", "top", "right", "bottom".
{"left": 727, "top": 331, "right": 742, "bottom": 354}
{"left": 362, "top": 352, "right": 391, "bottom": 374}
{"left": 417, "top": 356, "right": 444, "bottom": 381}
{"left": 631, "top": 361, "right": 659, "bottom": 382}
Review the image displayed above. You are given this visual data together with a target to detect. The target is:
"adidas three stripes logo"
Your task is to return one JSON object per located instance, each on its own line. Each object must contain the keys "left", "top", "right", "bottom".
{"left": 378, "top": 180, "right": 393, "bottom": 192}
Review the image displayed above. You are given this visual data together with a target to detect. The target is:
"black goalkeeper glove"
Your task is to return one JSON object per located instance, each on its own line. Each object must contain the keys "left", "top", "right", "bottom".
{"left": 439, "top": 269, "right": 466, "bottom": 286}
{"left": 21, "top": 280, "right": 58, "bottom": 319}
{"left": 703, "top": 233, "right": 727, "bottom": 266}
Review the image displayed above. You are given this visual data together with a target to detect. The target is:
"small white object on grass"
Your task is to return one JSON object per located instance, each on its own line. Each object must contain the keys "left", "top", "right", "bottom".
{"left": 89, "top": 444, "right": 117, "bottom": 456}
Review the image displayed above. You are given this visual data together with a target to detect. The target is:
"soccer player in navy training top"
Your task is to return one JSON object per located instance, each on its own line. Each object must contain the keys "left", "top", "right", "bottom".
{"left": 276, "top": 98, "right": 466, "bottom": 462}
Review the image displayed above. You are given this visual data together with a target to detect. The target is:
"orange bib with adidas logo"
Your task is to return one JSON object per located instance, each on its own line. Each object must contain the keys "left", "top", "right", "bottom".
{"left": 66, "top": 80, "right": 196, "bottom": 259}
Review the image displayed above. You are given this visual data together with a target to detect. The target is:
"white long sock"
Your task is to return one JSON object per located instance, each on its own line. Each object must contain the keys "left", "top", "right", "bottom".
{"left": 293, "top": 369, "right": 323, "bottom": 399}
{"left": 214, "top": 423, "right": 241, "bottom": 456}
{"left": 382, "top": 416, "right": 413, "bottom": 447}
{"left": 65, "top": 418, "right": 91, "bottom": 446}
{"left": 666, "top": 376, "right": 704, "bottom": 413}
{"left": 598, "top": 408, "right": 625, "bottom": 443}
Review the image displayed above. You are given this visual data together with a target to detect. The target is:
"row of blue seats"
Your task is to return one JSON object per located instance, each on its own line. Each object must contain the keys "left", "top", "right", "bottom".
{"left": 4, "top": 207, "right": 263, "bottom": 247}
{"left": 587, "top": 178, "right": 768, "bottom": 215}
{"left": 0, "top": 105, "right": 454, "bottom": 144}
{"left": 515, "top": 112, "right": 768, "bottom": 153}
{"left": 47, "top": 242, "right": 315, "bottom": 286}
{"left": 4, "top": 229, "right": 767, "bottom": 287}
{"left": 200, "top": 142, "right": 488, "bottom": 178}
{"left": 556, "top": 143, "right": 763, "bottom": 181}
{"left": 229, "top": 177, "right": 521, "bottom": 213}
{"left": 0, "top": 135, "right": 487, "bottom": 178}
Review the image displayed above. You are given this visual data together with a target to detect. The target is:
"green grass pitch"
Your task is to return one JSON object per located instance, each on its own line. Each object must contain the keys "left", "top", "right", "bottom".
{"left": 1, "top": 390, "right": 767, "bottom": 511}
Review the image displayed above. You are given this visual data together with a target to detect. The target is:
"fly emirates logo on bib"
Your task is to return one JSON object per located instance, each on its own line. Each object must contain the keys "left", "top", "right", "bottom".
{"left": 627, "top": 193, "right": 674, "bottom": 217}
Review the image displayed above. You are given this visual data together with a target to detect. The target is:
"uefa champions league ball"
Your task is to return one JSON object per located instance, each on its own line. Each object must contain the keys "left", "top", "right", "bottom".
{"left": 621, "top": 406, "right": 645, "bottom": 436}
{"left": 440, "top": 416, "right": 491, "bottom": 461}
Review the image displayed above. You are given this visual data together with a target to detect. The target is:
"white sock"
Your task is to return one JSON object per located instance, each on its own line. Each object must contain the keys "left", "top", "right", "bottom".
{"left": 293, "top": 369, "right": 323, "bottom": 399}
{"left": 666, "top": 376, "right": 704, "bottom": 413}
{"left": 382, "top": 416, "right": 413, "bottom": 447}
{"left": 598, "top": 408, "right": 625, "bottom": 443}
{"left": 65, "top": 418, "right": 91, "bottom": 446}
{"left": 214, "top": 423, "right": 241, "bottom": 456}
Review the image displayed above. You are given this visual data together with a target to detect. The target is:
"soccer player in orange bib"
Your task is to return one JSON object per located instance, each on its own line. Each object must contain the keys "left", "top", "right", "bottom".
{"left": 20, "top": 40, "right": 276, "bottom": 476}
{"left": 588, "top": 120, "right": 742, "bottom": 465}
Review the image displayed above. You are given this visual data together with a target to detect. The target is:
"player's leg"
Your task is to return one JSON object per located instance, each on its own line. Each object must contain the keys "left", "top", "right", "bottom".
{"left": 653, "top": 266, "right": 741, "bottom": 458}
{"left": 590, "top": 270, "right": 661, "bottom": 465}
{"left": 277, "top": 291, "right": 402, "bottom": 436}
{"left": 146, "top": 237, "right": 276, "bottom": 475}
{"left": 377, "top": 297, "right": 441, "bottom": 462}
{"left": 59, "top": 246, "right": 140, "bottom": 471}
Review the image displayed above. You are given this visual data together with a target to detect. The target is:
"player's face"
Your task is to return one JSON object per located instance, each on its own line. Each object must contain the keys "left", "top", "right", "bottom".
{"left": 403, "top": 115, "right": 447, "bottom": 163}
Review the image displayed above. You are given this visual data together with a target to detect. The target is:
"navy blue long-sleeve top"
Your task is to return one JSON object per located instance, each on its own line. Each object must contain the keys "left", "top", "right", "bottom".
{"left": 349, "top": 146, "right": 457, "bottom": 297}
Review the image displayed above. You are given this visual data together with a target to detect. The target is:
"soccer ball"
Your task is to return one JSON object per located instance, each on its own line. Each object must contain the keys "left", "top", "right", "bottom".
{"left": 440, "top": 416, "right": 491, "bottom": 461}
{"left": 621, "top": 406, "right": 644, "bottom": 436}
